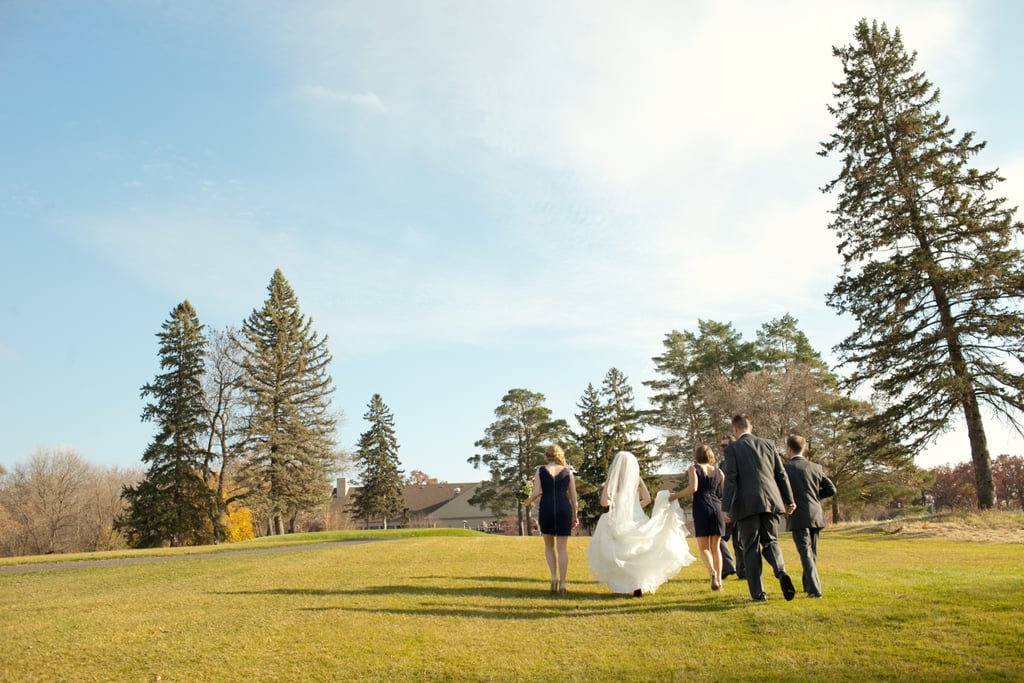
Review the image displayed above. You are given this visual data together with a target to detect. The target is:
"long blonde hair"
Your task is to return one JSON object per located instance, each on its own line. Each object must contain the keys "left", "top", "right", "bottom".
{"left": 545, "top": 444, "right": 566, "bottom": 467}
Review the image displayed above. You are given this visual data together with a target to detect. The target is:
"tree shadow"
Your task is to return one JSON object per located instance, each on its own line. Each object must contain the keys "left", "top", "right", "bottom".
{"left": 210, "top": 576, "right": 748, "bottom": 619}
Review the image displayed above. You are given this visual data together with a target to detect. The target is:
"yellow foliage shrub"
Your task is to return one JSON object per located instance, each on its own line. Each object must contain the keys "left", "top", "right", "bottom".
{"left": 226, "top": 505, "right": 255, "bottom": 543}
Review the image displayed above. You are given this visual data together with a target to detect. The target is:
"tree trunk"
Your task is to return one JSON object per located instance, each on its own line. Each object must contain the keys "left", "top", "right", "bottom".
{"left": 912, "top": 227, "right": 996, "bottom": 510}
{"left": 963, "top": 394, "right": 995, "bottom": 508}
{"left": 831, "top": 498, "right": 841, "bottom": 523}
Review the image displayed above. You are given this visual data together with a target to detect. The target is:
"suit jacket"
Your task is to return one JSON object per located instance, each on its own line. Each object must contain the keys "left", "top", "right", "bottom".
{"left": 721, "top": 433, "right": 794, "bottom": 521}
{"left": 783, "top": 455, "right": 837, "bottom": 531}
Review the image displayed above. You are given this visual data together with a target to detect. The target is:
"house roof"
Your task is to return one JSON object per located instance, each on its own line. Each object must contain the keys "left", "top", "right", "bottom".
{"left": 334, "top": 474, "right": 688, "bottom": 520}
{"left": 428, "top": 483, "right": 490, "bottom": 521}
{"left": 402, "top": 482, "right": 480, "bottom": 516}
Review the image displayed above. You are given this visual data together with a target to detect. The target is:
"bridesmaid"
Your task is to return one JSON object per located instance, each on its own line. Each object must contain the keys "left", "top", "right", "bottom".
{"left": 524, "top": 444, "right": 579, "bottom": 596}
{"left": 669, "top": 444, "right": 726, "bottom": 590}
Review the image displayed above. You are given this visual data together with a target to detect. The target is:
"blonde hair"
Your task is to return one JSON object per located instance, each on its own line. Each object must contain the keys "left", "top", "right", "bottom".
{"left": 695, "top": 444, "right": 716, "bottom": 465}
{"left": 545, "top": 444, "right": 566, "bottom": 467}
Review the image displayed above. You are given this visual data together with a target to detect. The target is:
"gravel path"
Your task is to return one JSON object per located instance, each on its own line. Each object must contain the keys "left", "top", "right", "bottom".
{"left": 0, "top": 539, "right": 386, "bottom": 574}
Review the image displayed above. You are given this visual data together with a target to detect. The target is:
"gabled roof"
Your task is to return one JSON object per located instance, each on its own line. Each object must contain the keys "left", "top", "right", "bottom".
{"left": 428, "top": 483, "right": 490, "bottom": 521}
{"left": 402, "top": 482, "right": 480, "bottom": 516}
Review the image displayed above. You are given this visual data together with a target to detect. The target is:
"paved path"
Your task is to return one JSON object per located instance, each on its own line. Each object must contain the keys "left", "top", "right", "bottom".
{"left": 0, "top": 539, "right": 385, "bottom": 574}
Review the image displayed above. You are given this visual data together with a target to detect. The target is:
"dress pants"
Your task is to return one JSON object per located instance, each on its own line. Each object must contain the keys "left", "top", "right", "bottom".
{"left": 720, "top": 537, "right": 736, "bottom": 576}
{"left": 737, "top": 512, "right": 787, "bottom": 600}
{"left": 727, "top": 521, "right": 745, "bottom": 578}
{"left": 792, "top": 527, "right": 821, "bottom": 596}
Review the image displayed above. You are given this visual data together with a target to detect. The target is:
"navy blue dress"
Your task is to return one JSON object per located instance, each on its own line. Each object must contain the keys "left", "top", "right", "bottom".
{"left": 692, "top": 465, "right": 726, "bottom": 538}
{"left": 538, "top": 466, "right": 573, "bottom": 536}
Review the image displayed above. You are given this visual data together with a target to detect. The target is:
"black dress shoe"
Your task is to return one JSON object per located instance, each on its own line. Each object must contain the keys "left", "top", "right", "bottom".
{"left": 752, "top": 593, "right": 767, "bottom": 602}
{"left": 779, "top": 573, "right": 796, "bottom": 601}
{"left": 721, "top": 570, "right": 735, "bottom": 579}
{"left": 807, "top": 592, "right": 822, "bottom": 599}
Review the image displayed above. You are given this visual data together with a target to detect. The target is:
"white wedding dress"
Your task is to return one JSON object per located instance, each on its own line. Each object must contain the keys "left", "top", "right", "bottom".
{"left": 587, "top": 451, "right": 696, "bottom": 594}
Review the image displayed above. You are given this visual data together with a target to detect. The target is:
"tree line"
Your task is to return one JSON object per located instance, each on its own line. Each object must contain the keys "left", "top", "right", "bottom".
{"left": 114, "top": 269, "right": 340, "bottom": 546}
{"left": 4, "top": 18, "right": 1024, "bottom": 553}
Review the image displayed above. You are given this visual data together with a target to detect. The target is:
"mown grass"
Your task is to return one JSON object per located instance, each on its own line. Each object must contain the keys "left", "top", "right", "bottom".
{"left": 1, "top": 523, "right": 1022, "bottom": 682}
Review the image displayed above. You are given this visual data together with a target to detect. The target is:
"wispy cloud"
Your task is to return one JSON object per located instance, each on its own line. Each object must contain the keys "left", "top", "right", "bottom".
{"left": 299, "top": 84, "right": 387, "bottom": 112}
{"left": 67, "top": 1, "right": 992, "bottom": 362}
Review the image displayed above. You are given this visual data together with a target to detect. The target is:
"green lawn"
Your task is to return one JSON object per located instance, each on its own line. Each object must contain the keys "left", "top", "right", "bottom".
{"left": 1, "top": 525, "right": 1021, "bottom": 682}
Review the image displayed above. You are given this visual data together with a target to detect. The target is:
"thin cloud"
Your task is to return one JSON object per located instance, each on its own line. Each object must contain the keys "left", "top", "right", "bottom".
{"left": 299, "top": 84, "right": 387, "bottom": 112}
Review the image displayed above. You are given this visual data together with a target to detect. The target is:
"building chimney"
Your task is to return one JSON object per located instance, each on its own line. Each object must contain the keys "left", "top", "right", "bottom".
{"left": 336, "top": 477, "right": 349, "bottom": 497}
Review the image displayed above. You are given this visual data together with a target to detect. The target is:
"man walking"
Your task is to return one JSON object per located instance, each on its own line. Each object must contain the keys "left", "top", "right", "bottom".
{"left": 719, "top": 435, "right": 743, "bottom": 581}
{"left": 721, "top": 414, "right": 797, "bottom": 602}
{"left": 783, "top": 435, "right": 837, "bottom": 598}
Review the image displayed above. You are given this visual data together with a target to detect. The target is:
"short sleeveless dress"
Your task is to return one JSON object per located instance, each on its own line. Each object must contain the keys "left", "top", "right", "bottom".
{"left": 537, "top": 466, "right": 573, "bottom": 536}
{"left": 692, "top": 465, "right": 726, "bottom": 538}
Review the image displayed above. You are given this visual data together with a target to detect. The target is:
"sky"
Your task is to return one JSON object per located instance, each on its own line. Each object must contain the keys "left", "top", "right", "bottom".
{"left": 3, "top": 1, "right": 1024, "bottom": 484}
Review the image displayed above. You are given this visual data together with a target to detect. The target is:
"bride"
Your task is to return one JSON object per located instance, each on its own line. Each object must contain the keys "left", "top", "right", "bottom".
{"left": 587, "top": 451, "right": 695, "bottom": 596}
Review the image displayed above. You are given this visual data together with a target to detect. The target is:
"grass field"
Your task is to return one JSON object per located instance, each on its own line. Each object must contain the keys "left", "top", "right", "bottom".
{"left": 1, "top": 519, "right": 1022, "bottom": 682}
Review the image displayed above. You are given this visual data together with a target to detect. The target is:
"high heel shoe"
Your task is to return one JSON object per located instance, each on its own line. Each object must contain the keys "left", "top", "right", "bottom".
{"left": 711, "top": 572, "right": 721, "bottom": 591}
{"left": 550, "top": 579, "right": 558, "bottom": 594}
{"left": 558, "top": 582, "right": 567, "bottom": 597}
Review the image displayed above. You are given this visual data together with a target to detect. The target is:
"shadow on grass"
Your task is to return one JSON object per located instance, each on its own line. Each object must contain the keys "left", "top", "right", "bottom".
{"left": 210, "top": 576, "right": 749, "bottom": 619}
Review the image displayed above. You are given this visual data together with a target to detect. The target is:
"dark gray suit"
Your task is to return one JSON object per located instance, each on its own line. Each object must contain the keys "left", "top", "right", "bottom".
{"left": 722, "top": 432, "right": 795, "bottom": 600}
{"left": 784, "top": 455, "right": 837, "bottom": 597}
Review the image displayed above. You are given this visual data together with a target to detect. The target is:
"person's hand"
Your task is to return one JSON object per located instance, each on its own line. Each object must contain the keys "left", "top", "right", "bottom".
{"left": 722, "top": 511, "right": 731, "bottom": 524}
{"left": 572, "top": 516, "right": 580, "bottom": 530}
{"left": 785, "top": 503, "right": 797, "bottom": 515}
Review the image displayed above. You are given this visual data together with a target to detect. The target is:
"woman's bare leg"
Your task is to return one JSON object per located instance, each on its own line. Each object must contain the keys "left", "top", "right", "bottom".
{"left": 697, "top": 536, "right": 713, "bottom": 575}
{"left": 556, "top": 535, "right": 569, "bottom": 587}
{"left": 709, "top": 534, "right": 723, "bottom": 587}
{"left": 543, "top": 534, "right": 557, "bottom": 583}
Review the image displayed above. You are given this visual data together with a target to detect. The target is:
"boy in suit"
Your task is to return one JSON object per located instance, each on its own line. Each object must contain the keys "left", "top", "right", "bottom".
{"left": 783, "top": 435, "right": 837, "bottom": 598}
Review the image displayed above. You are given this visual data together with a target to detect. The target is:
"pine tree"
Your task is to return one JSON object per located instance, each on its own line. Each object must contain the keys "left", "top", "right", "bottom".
{"left": 574, "top": 383, "right": 608, "bottom": 529}
{"left": 468, "top": 388, "right": 571, "bottom": 536}
{"left": 236, "top": 269, "right": 338, "bottom": 533}
{"left": 350, "top": 394, "right": 408, "bottom": 529}
{"left": 575, "top": 369, "right": 656, "bottom": 529}
{"left": 117, "top": 301, "right": 217, "bottom": 547}
{"left": 821, "top": 20, "right": 1024, "bottom": 508}
{"left": 754, "top": 314, "right": 832, "bottom": 379}
{"left": 645, "top": 321, "right": 756, "bottom": 463}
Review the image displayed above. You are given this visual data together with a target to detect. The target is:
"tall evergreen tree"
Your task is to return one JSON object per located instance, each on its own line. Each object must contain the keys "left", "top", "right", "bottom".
{"left": 575, "top": 369, "right": 656, "bottom": 530}
{"left": 236, "top": 269, "right": 338, "bottom": 534}
{"left": 350, "top": 394, "right": 408, "bottom": 529}
{"left": 754, "top": 314, "right": 832, "bottom": 379}
{"left": 468, "top": 388, "right": 571, "bottom": 536}
{"left": 573, "top": 383, "right": 607, "bottom": 529}
{"left": 117, "top": 301, "right": 217, "bottom": 547}
{"left": 645, "top": 321, "right": 756, "bottom": 463}
{"left": 821, "top": 20, "right": 1024, "bottom": 508}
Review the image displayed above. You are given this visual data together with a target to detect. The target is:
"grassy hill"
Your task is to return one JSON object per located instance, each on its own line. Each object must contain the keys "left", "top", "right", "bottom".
{"left": 1, "top": 515, "right": 1021, "bottom": 681}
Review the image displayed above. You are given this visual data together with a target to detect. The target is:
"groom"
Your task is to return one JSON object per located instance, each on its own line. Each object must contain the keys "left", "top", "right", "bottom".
{"left": 721, "top": 414, "right": 797, "bottom": 602}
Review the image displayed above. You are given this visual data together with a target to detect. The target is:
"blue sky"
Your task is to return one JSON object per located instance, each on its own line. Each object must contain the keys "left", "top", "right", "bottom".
{"left": 3, "top": 1, "right": 1023, "bottom": 484}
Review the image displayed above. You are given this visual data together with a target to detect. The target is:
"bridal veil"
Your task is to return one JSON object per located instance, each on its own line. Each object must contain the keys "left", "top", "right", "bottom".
{"left": 587, "top": 451, "right": 695, "bottom": 594}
